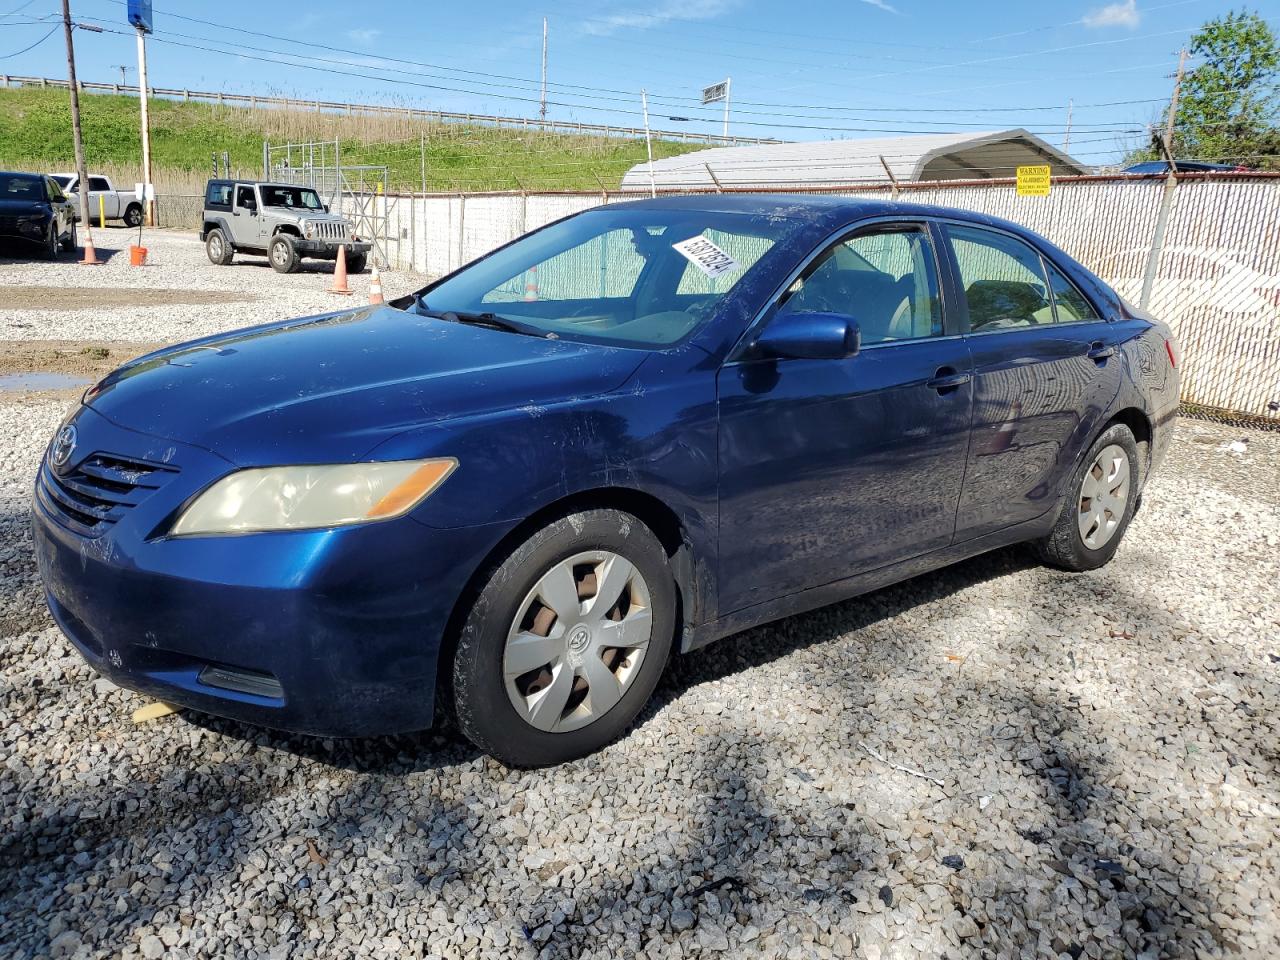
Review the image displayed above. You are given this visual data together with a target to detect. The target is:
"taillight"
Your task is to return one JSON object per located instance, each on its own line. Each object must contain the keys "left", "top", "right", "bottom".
{"left": 1164, "top": 338, "right": 1179, "bottom": 368}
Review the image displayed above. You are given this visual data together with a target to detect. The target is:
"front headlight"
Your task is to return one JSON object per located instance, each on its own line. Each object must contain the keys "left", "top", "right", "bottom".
{"left": 304, "top": 223, "right": 315, "bottom": 239}
{"left": 170, "top": 458, "right": 457, "bottom": 536}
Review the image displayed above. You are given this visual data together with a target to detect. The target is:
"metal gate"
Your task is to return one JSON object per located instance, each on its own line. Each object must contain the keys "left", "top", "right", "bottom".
{"left": 262, "top": 139, "right": 399, "bottom": 268}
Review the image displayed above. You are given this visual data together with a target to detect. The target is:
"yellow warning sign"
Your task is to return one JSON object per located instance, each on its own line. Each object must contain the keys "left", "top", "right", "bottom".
{"left": 1016, "top": 165, "right": 1052, "bottom": 196}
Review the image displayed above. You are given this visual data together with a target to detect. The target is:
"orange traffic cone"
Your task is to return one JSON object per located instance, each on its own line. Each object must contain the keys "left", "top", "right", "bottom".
{"left": 368, "top": 265, "right": 385, "bottom": 305}
{"left": 523, "top": 265, "right": 539, "bottom": 302}
{"left": 330, "top": 244, "right": 352, "bottom": 296}
{"left": 80, "top": 230, "right": 100, "bottom": 266}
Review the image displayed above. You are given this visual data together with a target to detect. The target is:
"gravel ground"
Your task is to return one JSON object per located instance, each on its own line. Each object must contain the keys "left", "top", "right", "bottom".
{"left": 1, "top": 389, "right": 1278, "bottom": 958}
{"left": 0, "top": 229, "right": 420, "bottom": 344}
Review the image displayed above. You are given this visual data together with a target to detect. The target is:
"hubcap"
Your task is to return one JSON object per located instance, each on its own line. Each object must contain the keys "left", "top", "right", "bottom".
{"left": 211, "top": 235, "right": 222, "bottom": 258}
{"left": 503, "top": 550, "right": 653, "bottom": 733}
{"left": 272, "top": 243, "right": 286, "bottom": 265}
{"left": 1078, "top": 444, "right": 1130, "bottom": 549}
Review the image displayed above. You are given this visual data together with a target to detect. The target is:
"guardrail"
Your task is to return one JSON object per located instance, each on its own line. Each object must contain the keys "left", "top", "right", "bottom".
{"left": 0, "top": 75, "right": 782, "bottom": 146}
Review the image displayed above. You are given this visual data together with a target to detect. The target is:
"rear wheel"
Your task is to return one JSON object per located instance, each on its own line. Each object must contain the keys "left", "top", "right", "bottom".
{"left": 269, "top": 234, "right": 300, "bottom": 273}
{"left": 452, "top": 509, "right": 676, "bottom": 767}
{"left": 205, "top": 228, "right": 233, "bottom": 266}
{"left": 1035, "top": 422, "right": 1140, "bottom": 571}
{"left": 124, "top": 204, "right": 143, "bottom": 228}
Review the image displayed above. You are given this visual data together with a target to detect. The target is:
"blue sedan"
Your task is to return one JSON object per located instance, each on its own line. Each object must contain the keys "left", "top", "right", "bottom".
{"left": 33, "top": 196, "right": 1180, "bottom": 766}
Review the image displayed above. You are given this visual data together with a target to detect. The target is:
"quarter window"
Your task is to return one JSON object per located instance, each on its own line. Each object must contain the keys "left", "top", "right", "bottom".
{"left": 1042, "top": 258, "right": 1102, "bottom": 322}
{"left": 775, "top": 226, "right": 942, "bottom": 345}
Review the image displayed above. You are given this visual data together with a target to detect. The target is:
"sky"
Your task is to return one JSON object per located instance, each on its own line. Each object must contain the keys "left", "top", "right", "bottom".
{"left": 3, "top": 0, "right": 1278, "bottom": 169}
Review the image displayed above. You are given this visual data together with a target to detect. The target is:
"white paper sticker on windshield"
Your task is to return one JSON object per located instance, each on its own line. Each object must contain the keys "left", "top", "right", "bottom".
{"left": 672, "top": 234, "right": 741, "bottom": 279}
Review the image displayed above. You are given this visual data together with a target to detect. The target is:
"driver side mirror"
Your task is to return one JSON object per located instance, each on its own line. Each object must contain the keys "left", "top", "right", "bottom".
{"left": 754, "top": 311, "right": 861, "bottom": 361}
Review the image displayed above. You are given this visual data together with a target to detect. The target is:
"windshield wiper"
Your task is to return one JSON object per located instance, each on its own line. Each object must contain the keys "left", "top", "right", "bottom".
{"left": 411, "top": 298, "right": 555, "bottom": 339}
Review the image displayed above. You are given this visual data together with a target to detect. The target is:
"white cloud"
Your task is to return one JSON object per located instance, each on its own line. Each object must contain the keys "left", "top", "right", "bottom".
{"left": 1083, "top": 0, "right": 1140, "bottom": 29}
{"left": 859, "top": 0, "right": 900, "bottom": 13}
{"left": 581, "top": 0, "right": 736, "bottom": 37}
{"left": 347, "top": 28, "right": 382, "bottom": 45}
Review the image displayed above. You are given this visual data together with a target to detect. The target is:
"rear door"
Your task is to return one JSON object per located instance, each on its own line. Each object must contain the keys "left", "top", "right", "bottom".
{"left": 86, "top": 177, "right": 118, "bottom": 219}
{"left": 716, "top": 220, "right": 974, "bottom": 613}
{"left": 940, "top": 222, "right": 1122, "bottom": 541}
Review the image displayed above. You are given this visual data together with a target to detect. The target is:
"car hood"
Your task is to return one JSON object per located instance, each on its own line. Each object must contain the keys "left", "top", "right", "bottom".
{"left": 0, "top": 198, "right": 49, "bottom": 215}
{"left": 85, "top": 306, "right": 647, "bottom": 465}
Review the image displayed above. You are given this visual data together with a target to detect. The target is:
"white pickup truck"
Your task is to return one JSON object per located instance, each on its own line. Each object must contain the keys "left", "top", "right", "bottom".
{"left": 50, "top": 173, "right": 144, "bottom": 227}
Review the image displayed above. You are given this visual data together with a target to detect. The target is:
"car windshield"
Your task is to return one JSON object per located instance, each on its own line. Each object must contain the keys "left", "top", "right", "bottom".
{"left": 260, "top": 186, "right": 324, "bottom": 210}
{"left": 0, "top": 173, "right": 44, "bottom": 199}
{"left": 416, "top": 207, "right": 804, "bottom": 348}
{"left": 50, "top": 175, "right": 73, "bottom": 189}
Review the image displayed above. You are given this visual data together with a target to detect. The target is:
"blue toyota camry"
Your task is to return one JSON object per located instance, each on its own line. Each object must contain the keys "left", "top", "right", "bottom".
{"left": 33, "top": 196, "right": 1180, "bottom": 766}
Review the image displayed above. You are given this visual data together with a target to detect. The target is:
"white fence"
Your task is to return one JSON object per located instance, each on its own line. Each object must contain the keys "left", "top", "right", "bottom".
{"left": 375, "top": 176, "right": 1280, "bottom": 421}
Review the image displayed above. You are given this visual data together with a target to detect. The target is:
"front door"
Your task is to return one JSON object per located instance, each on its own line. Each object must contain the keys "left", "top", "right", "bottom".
{"left": 940, "top": 222, "right": 1124, "bottom": 541}
{"left": 232, "top": 184, "right": 260, "bottom": 247}
{"left": 717, "top": 222, "right": 974, "bottom": 615}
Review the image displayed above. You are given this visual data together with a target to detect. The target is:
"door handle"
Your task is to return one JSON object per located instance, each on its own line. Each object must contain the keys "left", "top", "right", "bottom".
{"left": 1087, "top": 341, "right": 1115, "bottom": 363}
{"left": 927, "top": 368, "right": 972, "bottom": 393}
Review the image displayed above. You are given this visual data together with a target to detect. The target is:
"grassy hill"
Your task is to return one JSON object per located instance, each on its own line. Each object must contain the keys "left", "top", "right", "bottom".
{"left": 0, "top": 86, "right": 705, "bottom": 193}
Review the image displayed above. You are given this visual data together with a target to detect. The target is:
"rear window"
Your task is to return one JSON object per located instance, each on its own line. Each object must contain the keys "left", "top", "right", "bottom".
{"left": 206, "top": 182, "right": 233, "bottom": 209}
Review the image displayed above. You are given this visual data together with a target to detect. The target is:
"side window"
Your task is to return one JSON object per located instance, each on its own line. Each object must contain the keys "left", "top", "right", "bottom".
{"left": 776, "top": 226, "right": 942, "bottom": 346}
{"left": 1042, "top": 259, "right": 1102, "bottom": 322}
{"left": 235, "top": 185, "right": 256, "bottom": 209}
{"left": 206, "top": 183, "right": 232, "bottom": 208}
{"left": 46, "top": 179, "right": 65, "bottom": 202}
{"left": 87, "top": 177, "right": 111, "bottom": 192}
{"left": 947, "top": 225, "right": 1054, "bottom": 332}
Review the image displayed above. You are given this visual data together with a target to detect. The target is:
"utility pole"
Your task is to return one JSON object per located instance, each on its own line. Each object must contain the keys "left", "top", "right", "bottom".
{"left": 723, "top": 76, "right": 732, "bottom": 139}
{"left": 60, "top": 0, "right": 95, "bottom": 262}
{"left": 135, "top": 20, "right": 155, "bottom": 226}
{"left": 112, "top": 64, "right": 129, "bottom": 87}
{"left": 641, "top": 89, "right": 656, "bottom": 199}
{"left": 539, "top": 17, "right": 548, "bottom": 127}
{"left": 1064, "top": 98, "right": 1073, "bottom": 152}
{"left": 1139, "top": 47, "right": 1188, "bottom": 310}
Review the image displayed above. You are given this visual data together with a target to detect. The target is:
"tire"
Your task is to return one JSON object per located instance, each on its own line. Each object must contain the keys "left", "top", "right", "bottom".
{"left": 452, "top": 508, "right": 676, "bottom": 767}
{"left": 59, "top": 219, "right": 76, "bottom": 252}
{"left": 345, "top": 252, "right": 367, "bottom": 275}
{"left": 1035, "top": 422, "right": 1140, "bottom": 571}
{"left": 269, "top": 234, "right": 300, "bottom": 274}
{"left": 205, "top": 228, "right": 233, "bottom": 266}
{"left": 41, "top": 223, "right": 59, "bottom": 260}
{"left": 124, "top": 204, "right": 143, "bottom": 228}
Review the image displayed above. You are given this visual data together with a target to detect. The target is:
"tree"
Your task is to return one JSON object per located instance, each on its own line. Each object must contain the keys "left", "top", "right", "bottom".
{"left": 1129, "top": 9, "right": 1279, "bottom": 169}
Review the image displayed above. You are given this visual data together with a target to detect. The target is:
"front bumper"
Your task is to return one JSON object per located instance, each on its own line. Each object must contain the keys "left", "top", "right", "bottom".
{"left": 31, "top": 407, "right": 507, "bottom": 737}
{"left": 294, "top": 239, "right": 372, "bottom": 259}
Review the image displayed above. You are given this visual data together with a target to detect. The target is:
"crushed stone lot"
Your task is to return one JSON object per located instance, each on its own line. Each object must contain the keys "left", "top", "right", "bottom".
{"left": 0, "top": 229, "right": 418, "bottom": 344}
{"left": 1, "top": 397, "right": 1277, "bottom": 957}
{"left": 0, "top": 240, "right": 1278, "bottom": 958}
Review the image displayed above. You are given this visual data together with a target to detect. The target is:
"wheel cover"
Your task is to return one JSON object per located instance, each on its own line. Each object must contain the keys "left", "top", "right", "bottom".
{"left": 503, "top": 550, "right": 653, "bottom": 733}
{"left": 209, "top": 234, "right": 223, "bottom": 259}
{"left": 1078, "top": 444, "right": 1130, "bottom": 550}
{"left": 271, "top": 241, "right": 288, "bottom": 266}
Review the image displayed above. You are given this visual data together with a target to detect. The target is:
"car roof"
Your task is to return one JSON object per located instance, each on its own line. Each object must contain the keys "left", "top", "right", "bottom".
{"left": 602, "top": 192, "right": 1038, "bottom": 239}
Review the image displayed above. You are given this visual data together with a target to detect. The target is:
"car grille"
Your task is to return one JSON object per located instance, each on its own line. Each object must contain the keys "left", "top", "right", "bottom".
{"left": 311, "top": 220, "right": 350, "bottom": 242}
{"left": 37, "top": 452, "right": 178, "bottom": 538}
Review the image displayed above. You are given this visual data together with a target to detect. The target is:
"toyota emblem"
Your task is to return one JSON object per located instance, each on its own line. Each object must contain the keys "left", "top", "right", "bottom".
{"left": 51, "top": 425, "right": 77, "bottom": 469}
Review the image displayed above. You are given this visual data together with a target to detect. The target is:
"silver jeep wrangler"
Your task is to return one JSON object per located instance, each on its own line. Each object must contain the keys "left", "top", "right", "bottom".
{"left": 200, "top": 180, "right": 372, "bottom": 274}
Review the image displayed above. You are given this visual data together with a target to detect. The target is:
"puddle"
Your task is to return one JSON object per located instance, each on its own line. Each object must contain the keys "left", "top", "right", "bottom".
{"left": 0, "top": 372, "right": 93, "bottom": 392}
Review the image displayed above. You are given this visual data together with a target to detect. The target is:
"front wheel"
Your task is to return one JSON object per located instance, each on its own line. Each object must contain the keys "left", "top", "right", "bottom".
{"left": 269, "top": 234, "right": 300, "bottom": 273}
{"left": 1035, "top": 422, "right": 1140, "bottom": 571}
{"left": 60, "top": 219, "right": 76, "bottom": 252}
{"left": 41, "top": 223, "right": 59, "bottom": 260}
{"left": 345, "top": 251, "right": 367, "bottom": 275}
{"left": 452, "top": 509, "right": 676, "bottom": 767}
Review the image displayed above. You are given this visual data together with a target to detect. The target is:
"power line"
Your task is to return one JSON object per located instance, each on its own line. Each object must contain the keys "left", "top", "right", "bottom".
{"left": 0, "top": 23, "right": 59, "bottom": 59}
